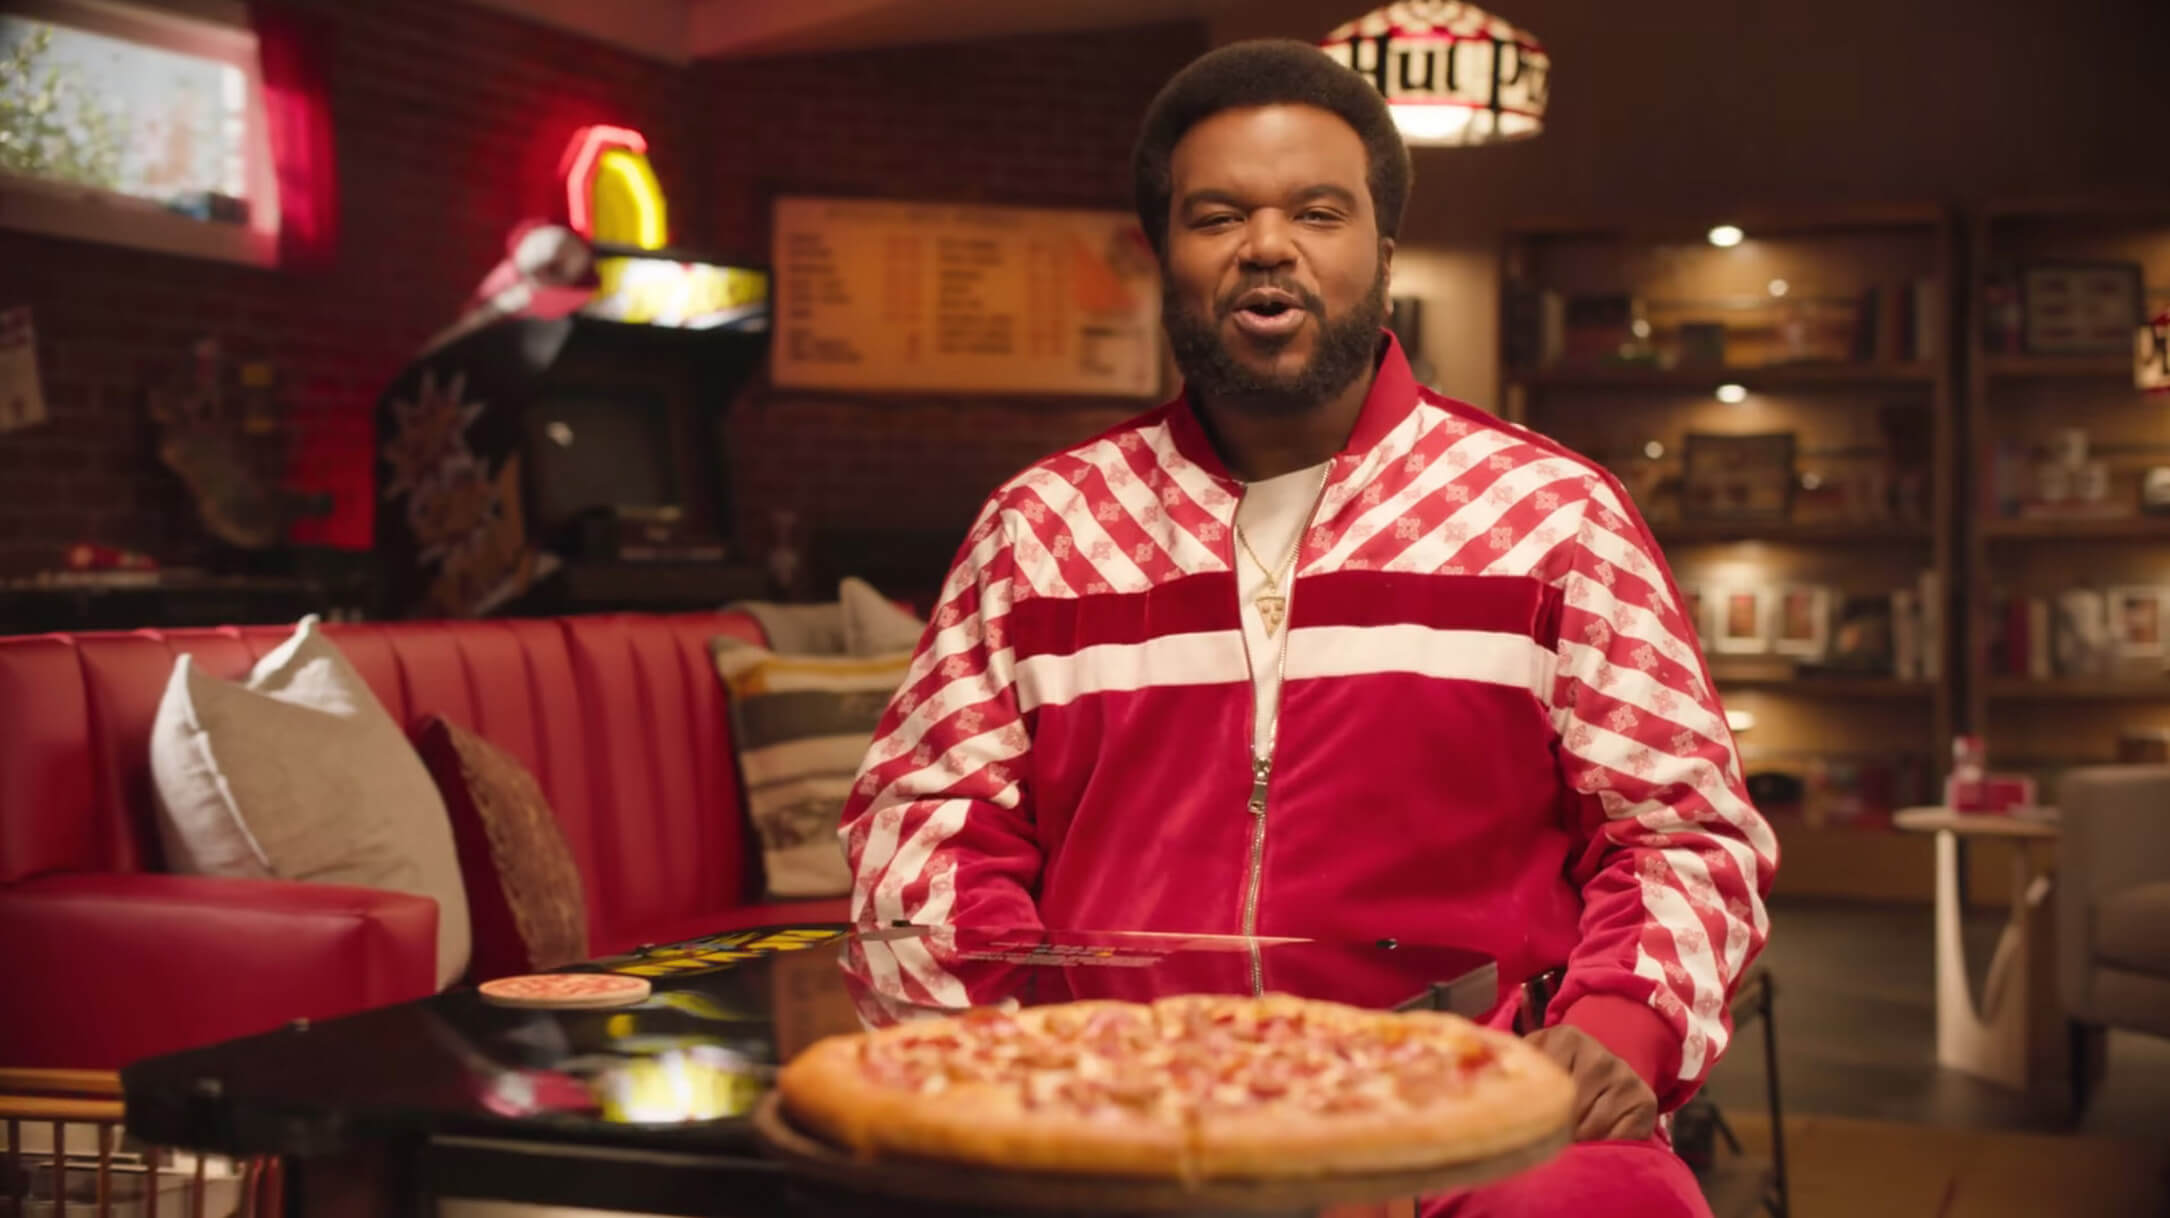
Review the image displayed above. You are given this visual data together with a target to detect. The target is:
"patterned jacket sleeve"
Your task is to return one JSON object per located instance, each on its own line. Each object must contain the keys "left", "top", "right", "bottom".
{"left": 838, "top": 497, "right": 1042, "bottom": 932}
{"left": 1542, "top": 477, "right": 1779, "bottom": 1108}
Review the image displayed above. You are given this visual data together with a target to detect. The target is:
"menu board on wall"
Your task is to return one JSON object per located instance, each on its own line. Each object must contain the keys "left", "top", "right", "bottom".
{"left": 771, "top": 196, "right": 1165, "bottom": 399}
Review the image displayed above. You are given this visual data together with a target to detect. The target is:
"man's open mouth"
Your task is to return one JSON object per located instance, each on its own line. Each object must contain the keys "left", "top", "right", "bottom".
{"left": 1230, "top": 287, "right": 1309, "bottom": 337}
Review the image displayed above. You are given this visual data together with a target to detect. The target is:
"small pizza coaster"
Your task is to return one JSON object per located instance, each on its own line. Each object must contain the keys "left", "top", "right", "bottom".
{"left": 479, "top": 973, "right": 653, "bottom": 1009}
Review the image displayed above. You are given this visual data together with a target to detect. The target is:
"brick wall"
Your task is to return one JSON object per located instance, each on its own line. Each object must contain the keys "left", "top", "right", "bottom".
{"left": 0, "top": 5, "right": 1207, "bottom": 586}
{"left": 695, "top": 23, "right": 1207, "bottom": 563}
{"left": 0, "top": 0, "right": 693, "bottom": 574}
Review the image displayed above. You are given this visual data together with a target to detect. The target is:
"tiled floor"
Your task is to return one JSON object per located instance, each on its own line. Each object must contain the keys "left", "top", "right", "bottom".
{"left": 1699, "top": 897, "right": 2170, "bottom": 1137}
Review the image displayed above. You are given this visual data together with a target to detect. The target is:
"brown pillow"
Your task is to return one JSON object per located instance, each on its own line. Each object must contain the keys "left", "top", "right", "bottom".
{"left": 412, "top": 716, "right": 588, "bottom": 979}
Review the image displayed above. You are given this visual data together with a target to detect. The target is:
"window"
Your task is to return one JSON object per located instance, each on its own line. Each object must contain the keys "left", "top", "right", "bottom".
{"left": 0, "top": 0, "right": 277, "bottom": 265}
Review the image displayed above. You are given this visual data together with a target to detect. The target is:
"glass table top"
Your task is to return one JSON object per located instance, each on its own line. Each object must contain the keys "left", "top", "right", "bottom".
{"left": 122, "top": 924, "right": 1497, "bottom": 1157}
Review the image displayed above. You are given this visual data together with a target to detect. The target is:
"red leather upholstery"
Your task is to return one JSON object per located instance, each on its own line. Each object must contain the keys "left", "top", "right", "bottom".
{"left": 0, "top": 610, "right": 835, "bottom": 1069}
{"left": 0, "top": 873, "right": 439, "bottom": 1068}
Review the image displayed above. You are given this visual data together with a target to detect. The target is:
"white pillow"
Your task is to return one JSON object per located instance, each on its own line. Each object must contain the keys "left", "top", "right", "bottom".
{"left": 839, "top": 577, "right": 928, "bottom": 656}
{"left": 150, "top": 617, "right": 471, "bottom": 988}
{"left": 723, "top": 600, "right": 848, "bottom": 655}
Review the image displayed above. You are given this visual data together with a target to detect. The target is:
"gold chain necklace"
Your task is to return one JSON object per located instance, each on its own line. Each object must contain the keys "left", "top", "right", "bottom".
{"left": 1233, "top": 465, "right": 1330, "bottom": 637}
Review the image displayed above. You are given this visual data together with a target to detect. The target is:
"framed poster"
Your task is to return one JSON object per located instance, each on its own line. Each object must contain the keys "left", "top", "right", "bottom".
{"left": 1682, "top": 432, "right": 1796, "bottom": 522}
{"left": 1712, "top": 585, "right": 1771, "bottom": 655}
{"left": 770, "top": 196, "right": 1165, "bottom": 398}
{"left": 2108, "top": 585, "right": 2167, "bottom": 660}
{"left": 1772, "top": 584, "right": 1832, "bottom": 659}
{"left": 1677, "top": 582, "right": 1711, "bottom": 648}
{"left": 2021, "top": 262, "right": 2144, "bottom": 355}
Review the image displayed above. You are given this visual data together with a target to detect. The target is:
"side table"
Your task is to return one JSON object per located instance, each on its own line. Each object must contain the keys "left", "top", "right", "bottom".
{"left": 1892, "top": 807, "right": 2065, "bottom": 1099}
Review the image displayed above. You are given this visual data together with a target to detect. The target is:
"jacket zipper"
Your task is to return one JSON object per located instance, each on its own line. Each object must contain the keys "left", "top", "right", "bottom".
{"left": 1243, "top": 753, "right": 1271, "bottom": 994}
{"left": 1231, "top": 464, "right": 1333, "bottom": 995}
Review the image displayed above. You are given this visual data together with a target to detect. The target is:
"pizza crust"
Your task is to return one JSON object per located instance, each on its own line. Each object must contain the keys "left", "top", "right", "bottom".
{"left": 1192, "top": 1021, "right": 1575, "bottom": 1178}
{"left": 774, "top": 994, "right": 1574, "bottom": 1183}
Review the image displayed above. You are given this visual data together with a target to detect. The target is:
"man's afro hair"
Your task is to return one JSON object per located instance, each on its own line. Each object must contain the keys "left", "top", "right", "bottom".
{"left": 1132, "top": 39, "right": 1412, "bottom": 258}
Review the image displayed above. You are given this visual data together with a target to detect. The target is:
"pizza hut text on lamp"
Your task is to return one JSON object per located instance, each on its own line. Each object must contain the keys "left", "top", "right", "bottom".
{"left": 1320, "top": 1, "right": 1549, "bottom": 147}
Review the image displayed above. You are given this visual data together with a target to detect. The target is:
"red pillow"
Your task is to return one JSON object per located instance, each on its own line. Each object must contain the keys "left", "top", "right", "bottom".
{"left": 412, "top": 716, "right": 588, "bottom": 980}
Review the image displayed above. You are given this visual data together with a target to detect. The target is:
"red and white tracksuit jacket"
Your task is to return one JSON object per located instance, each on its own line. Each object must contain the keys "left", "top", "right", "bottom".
{"left": 839, "top": 334, "right": 1777, "bottom": 1105}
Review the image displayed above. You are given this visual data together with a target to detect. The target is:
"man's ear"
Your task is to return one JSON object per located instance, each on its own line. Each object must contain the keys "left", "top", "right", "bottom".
{"left": 1380, "top": 237, "right": 1396, "bottom": 291}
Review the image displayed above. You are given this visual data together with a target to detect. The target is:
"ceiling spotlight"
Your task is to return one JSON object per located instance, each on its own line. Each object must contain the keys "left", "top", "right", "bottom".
{"left": 1708, "top": 224, "right": 1744, "bottom": 248}
{"left": 1644, "top": 440, "right": 1665, "bottom": 460}
{"left": 1768, "top": 278, "right": 1790, "bottom": 297}
{"left": 1716, "top": 383, "right": 1748, "bottom": 404}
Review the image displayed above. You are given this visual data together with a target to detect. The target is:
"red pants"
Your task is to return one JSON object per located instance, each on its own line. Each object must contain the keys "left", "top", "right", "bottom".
{"left": 1420, "top": 1136, "right": 1711, "bottom": 1218}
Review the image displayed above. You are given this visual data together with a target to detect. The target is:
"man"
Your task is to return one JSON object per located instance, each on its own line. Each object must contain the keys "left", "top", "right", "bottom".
{"left": 841, "top": 39, "right": 1775, "bottom": 1217}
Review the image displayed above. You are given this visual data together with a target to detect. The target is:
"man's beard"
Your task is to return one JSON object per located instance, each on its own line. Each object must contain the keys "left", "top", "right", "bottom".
{"left": 1163, "top": 266, "right": 1389, "bottom": 416}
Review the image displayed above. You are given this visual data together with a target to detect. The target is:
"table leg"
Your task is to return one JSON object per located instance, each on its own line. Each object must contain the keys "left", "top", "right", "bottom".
{"left": 1931, "top": 831, "right": 2064, "bottom": 1096}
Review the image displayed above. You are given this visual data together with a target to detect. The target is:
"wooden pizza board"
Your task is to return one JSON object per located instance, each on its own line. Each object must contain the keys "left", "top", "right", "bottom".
{"left": 751, "top": 1092, "right": 1570, "bottom": 1216}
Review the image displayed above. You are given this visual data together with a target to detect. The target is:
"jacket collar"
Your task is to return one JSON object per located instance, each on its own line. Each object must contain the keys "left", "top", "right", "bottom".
{"left": 1164, "top": 330, "right": 1422, "bottom": 485}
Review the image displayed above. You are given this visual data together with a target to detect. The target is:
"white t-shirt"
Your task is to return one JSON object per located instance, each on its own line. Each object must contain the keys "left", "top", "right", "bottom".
{"left": 1234, "top": 462, "right": 1330, "bottom": 755}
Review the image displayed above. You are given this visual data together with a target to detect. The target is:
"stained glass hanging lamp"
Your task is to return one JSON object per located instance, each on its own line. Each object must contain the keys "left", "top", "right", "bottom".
{"left": 1320, "top": 1, "right": 1549, "bottom": 147}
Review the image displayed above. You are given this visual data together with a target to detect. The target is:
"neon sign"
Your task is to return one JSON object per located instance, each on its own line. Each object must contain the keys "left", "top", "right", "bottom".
{"left": 553, "top": 124, "right": 767, "bottom": 332}
{"left": 559, "top": 124, "right": 669, "bottom": 251}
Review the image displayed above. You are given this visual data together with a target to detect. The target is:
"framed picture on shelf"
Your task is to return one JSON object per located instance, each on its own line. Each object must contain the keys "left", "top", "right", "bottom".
{"left": 1712, "top": 585, "right": 1770, "bottom": 655}
{"left": 1677, "top": 582, "right": 1711, "bottom": 646}
{"left": 2021, "top": 262, "right": 2145, "bottom": 355}
{"left": 1824, "top": 594, "right": 1896, "bottom": 673}
{"left": 1676, "top": 322, "right": 1728, "bottom": 368}
{"left": 1682, "top": 432, "right": 1796, "bottom": 522}
{"left": 2107, "top": 585, "right": 2167, "bottom": 660}
{"left": 1772, "top": 585, "right": 1832, "bottom": 660}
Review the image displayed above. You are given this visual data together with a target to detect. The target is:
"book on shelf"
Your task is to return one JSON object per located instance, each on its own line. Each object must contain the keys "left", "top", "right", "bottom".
{"left": 1561, "top": 293, "right": 1637, "bottom": 365}
{"left": 1854, "top": 279, "right": 1942, "bottom": 365}
{"left": 1882, "top": 569, "right": 1942, "bottom": 681}
{"left": 1912, "top": 278, "right": 1943, "bottom": 363}
{"left": 1892, "top": 587, "right": 1920, "bottom": 680}
{"left": 1502, "top": 284, "right": 1568, "bottom": 370}
{"left": 1918, "top": 568, "right": 1942, "bottom": 681}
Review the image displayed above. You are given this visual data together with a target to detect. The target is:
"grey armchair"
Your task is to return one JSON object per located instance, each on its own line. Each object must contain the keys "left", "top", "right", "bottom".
{"left": 2056, "top": 765, "right": 2170, "bottom": 1043}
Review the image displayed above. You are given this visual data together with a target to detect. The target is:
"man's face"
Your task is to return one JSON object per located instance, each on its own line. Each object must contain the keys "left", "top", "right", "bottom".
{"left": 1162, "top": 104, "right": 1392, "bottom": 414}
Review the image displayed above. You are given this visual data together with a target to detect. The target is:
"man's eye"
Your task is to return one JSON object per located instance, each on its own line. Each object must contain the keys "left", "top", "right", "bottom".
{"left": 1299, "top": 209, "right": 1344, "bottom": 224}
{"left": 1194, "top": 213, "right": 1241, "bottom": 230}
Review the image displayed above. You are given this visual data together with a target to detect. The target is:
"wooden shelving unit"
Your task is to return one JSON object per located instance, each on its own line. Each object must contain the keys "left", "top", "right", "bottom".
{"left": 1983, "top": 516, "right": 2170, "bottom": 542}
{"left": 1508, "top": 362, "right": 1938, "bottom": 391}
{"left": 1983, "top": 354, "right": 2135, "bottom": 380}
{"left": 1656, "top": 520, "right": 1932, "bottom": 545}
{"left": 1712, "top": 674, "right": 1936, "bottom": 699}
{"left": 1501, "top": 208, "right": 1958, "bottom": 902}
{"left": 1985, "top": 679, "right": 2170, "bottom": 702}
{"left": 1964, "top": 199, "right": 2170, "bottom": 777}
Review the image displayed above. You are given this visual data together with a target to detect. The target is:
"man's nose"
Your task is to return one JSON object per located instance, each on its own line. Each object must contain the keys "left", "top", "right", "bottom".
{"left": 1237, "top": 210, "right": 1296, "bottom": 270}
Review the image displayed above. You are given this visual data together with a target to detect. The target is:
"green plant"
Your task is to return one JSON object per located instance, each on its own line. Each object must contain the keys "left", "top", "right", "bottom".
{"left": 0, "top": 23, "right": 126, "bottom": 190}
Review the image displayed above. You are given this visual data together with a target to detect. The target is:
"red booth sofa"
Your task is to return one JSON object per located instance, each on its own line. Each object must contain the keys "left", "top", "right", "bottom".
{"left": 0, "top": 612, "right": 851, "bottom": 1070}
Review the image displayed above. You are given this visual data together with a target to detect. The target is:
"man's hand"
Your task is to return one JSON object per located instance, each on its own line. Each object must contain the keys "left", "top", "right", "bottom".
{"left": 1524, "top": 1024, "right": 1658, "bottom": 1142}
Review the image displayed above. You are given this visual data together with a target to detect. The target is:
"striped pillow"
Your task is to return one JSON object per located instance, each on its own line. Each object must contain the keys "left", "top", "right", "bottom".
{"left": 710, "top": 637, "right": 913, "bottom": 898}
